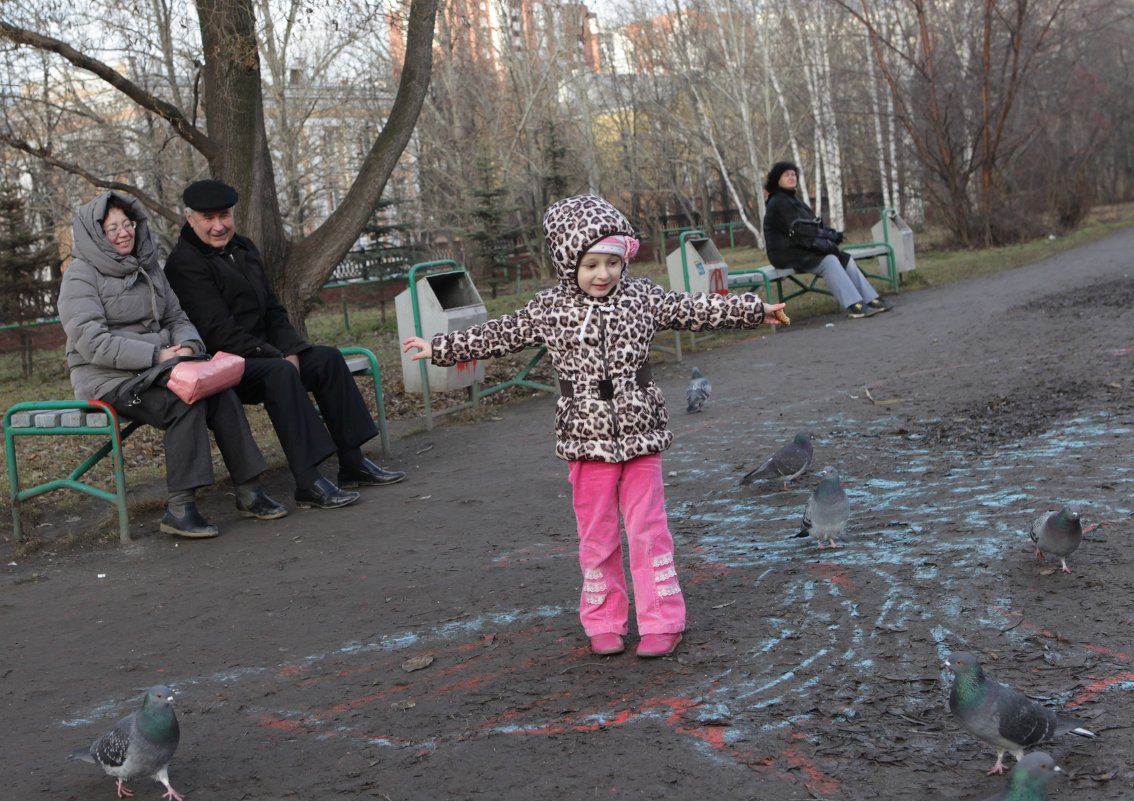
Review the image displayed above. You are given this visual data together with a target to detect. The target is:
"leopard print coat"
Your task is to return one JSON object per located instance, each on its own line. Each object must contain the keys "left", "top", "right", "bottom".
{"left": 431, "top": 194, "right": 767, "bottom": 463}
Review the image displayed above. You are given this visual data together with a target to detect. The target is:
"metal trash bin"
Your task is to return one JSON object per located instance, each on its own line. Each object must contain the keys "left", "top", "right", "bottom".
{"left": 666, "top": 232, "right": 729, "bottom": 295}
{"left": 872, "top": 209, "right": 916, "bottom": 274}
{"left": 396, "top": 269, "right": 488, "bottom": 392}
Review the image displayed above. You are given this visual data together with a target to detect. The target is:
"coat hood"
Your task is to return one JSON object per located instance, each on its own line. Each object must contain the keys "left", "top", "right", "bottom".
{"left": 542, "top": 194, "right": 636, "bottom": 294}
{"left": 70, "top": 191, "right": 159, "bottom": 279}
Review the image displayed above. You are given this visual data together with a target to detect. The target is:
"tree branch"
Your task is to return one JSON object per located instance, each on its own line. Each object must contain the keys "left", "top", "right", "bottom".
{"left": 0, "top": 134, "right": 181, "bottom": 224}
{"left": 0, "top": 19, "right": 216, "bottom": 160}
{"left": 291, "top": 0, "right": 438, "bottom": 294}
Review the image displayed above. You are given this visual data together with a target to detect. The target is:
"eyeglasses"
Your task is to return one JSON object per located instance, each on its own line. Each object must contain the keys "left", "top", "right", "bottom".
{"left": 104, "top": 219, "right": 137, "bottom": 236}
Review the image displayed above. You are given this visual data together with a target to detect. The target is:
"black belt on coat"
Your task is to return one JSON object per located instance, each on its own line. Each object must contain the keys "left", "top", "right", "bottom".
{"left": 559, "top": 363, "right": 653, "bottom": 400}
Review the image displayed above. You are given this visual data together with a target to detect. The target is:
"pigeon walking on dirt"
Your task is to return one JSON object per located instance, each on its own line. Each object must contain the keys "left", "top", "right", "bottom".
{"left": 71, "top": 685, "right": 183, "bottom": 800}
{"left": 795, "top": 466, "right": 849, "bottom": 549}
{"left": 685, "top": 367, "right": 711, "bottom": 413}
{"left": 1029, "top": 506, "right": 1084, "bottom": 573}
{"left": 740, "top": 430, "right": 813, "bottom": 490}
{"left": 982, "top": 751, "right": 1063, "bottom": 801}
{"left": 945, "top": 651, "right": 1096, "bottom": 775}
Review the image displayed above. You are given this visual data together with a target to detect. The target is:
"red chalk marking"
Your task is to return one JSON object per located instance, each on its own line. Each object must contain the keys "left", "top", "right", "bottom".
{"left": 806, "top": 562, "right": 855, "bottom": 591}
{"left": 685, "top": 562, "right": 734, "bottom": 585}
{"left": 1066, "top": 670, "right": 1134, "bottom": 708}
{"left": 782, "top": 747, "right": 840, "bottom": 795}
{"left": 991, "top": 605, "right": 1131, "bottom": 663}
{"left": 1079, "top": 643, "right": 1131, "bottom": 662}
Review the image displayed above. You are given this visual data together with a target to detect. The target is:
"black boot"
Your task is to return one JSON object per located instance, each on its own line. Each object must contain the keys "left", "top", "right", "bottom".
{"left": 160, "top": 503, "right": 220, "bottom": 538}
{"left": 235, "top": 487, "right": 289, "bottom": 520}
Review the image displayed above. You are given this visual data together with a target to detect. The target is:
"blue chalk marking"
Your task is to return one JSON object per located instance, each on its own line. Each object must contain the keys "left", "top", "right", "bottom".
{"left": 63, "top": 605, "right": 572, "bottom": 727}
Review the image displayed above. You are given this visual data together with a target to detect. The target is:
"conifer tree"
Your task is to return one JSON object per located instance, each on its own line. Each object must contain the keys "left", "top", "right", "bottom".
{"left": 0, "top": 184, "right": 52, "bottom": 377}
{"left": 468, "top": 159, "right": 524, "bottom": 296}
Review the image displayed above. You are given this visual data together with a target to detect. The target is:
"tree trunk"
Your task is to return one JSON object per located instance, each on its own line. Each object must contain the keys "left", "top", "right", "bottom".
{"left": 193, "top": 0, "right": 436, "bottom": 334}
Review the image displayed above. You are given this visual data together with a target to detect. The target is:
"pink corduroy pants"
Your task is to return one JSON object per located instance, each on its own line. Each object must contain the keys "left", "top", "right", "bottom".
{"left": 567, "top": 453, "right": 686, "bottom": 637}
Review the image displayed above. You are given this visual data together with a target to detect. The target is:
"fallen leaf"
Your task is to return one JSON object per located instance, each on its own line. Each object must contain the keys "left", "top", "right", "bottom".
{"left": 402, "top": 655, "right": 434, "bottom": 672}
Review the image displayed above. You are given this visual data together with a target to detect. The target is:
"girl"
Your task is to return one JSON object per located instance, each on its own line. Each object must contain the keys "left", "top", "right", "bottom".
{"left": 403, "top": 195, "right": 785, "bottom": 657}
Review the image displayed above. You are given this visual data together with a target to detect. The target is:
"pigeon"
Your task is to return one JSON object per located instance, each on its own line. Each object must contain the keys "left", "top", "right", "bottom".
{"left": 685, "top": 367, "right": 711, "bottom": 413}
{"left": 945, "top": 651, "right": 1096, "bottom": 775}
{"left": 795, "top": 465, "right": 849, "bottom": 549}
{"left": 1028, "top": 506, "right": 1084, "bottom": 573}
{"left": 740, "top": 430, "right": 813, "bottom": 489}
{"left": 71, "top": 685, "right": 182, "bottom": 800}
{"left": 982, "top": 751, "right": 1063, "bottom": 801}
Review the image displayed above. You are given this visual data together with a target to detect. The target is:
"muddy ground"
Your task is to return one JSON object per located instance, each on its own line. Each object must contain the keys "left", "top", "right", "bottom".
{"left": 3, "top": 229, "right": 1134, "bottom": 801}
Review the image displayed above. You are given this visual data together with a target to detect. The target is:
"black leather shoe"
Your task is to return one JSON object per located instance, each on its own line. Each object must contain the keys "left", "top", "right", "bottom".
{"left": 294, "top": 477, "right": 361, "bottom": 510}
{"left": 338, "top": 458, "right": 407, "bottom": 488}
{"left": 160, "top": 504, "right": 220, "bottom": 538}
{"left": 235, "top": 488, "right": 289, "bottom": 520}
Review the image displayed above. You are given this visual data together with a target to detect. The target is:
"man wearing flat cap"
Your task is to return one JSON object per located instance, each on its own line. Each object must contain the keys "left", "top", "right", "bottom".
{"left": 165, "top": 178, "right": 405, "bottom": 511}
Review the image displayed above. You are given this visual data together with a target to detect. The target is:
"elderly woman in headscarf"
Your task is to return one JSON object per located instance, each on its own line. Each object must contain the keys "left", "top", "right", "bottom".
{"left": 57, "top": 191, "right": 286, "bottom": 538}
{"left": 763, "top": 161, "right": 894, "bottom": 319}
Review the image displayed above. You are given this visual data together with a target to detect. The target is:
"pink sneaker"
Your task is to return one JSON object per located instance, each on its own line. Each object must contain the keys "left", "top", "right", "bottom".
{"left": 589, "top": 633, "right": 625, "bottom": 655}
{"left": 636, "top": 633, "right": 682, "bottom": 658}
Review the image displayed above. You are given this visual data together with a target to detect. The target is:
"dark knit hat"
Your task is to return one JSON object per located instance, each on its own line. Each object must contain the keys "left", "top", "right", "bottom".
{"left": 764, "top": 161, "right": 800, "bottom": 194}
{"left": 183, "top": 179, "right": 238, "bottom": 211}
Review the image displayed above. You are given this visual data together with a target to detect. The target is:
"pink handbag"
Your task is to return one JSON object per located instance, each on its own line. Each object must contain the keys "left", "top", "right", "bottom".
{"left": 166, "top": 351, "right": 246, "bottom": 404}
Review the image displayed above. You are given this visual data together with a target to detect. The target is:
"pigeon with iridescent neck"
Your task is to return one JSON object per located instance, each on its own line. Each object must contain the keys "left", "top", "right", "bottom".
{"left": 983, "top": 751, "right": 1063, "bottom": 801}
{"left": 71, "top": 685, "right": 183, "bottom": 800}
{"left": 946, "top": 651, "right": 1096, "bottom": 776}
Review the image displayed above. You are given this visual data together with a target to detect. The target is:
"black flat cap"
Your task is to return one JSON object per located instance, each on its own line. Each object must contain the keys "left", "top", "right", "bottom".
{"left": 183, "top": 179, "right": 238, "bottom": 211}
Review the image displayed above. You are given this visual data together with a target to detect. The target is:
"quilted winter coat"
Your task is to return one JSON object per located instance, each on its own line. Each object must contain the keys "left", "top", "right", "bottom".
{"left": 430, "top": 195, "right": 767, "bottom": 463}
{"left": 58, "top": 191, "right": 204, "bottom": 401}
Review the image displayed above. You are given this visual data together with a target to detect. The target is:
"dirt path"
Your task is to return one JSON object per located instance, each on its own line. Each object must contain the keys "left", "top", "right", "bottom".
{"left": 4, "top": 229, "right": 1133, "bottom": 800}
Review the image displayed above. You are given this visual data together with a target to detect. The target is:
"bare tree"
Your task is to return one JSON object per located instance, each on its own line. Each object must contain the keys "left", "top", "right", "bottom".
{"left": 0, "top": 0, "right": 437, "bottom": 330}
{"left": 835, "top": 0, "right": 1084, "bottom": 245}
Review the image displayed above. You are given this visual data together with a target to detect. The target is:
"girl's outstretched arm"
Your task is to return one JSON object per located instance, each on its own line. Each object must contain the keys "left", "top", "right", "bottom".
{"left": 402, "top": 336, "right": 433, "bottom": 361}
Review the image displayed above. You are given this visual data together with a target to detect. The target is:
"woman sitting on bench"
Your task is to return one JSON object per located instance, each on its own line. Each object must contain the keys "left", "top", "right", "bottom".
{"left": 58, "top": 191, "right": 286, "bottom": 539}
{"left": 763, "top": 161, "right": 893, "bottom": 320}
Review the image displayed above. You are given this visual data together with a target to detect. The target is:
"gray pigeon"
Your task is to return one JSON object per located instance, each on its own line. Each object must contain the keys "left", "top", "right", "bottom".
{"left": 685, "top": 367, "right": 711, "bottom": 413}
{"left": 1029, "top": 506, "right": 1083, "bottom": 573}
{"left": 946, "top": 651, "right": 1096, "bottom": 776}
{"left": 795, "top": 465, "right": 849, "bottom": 549}
{"left": 71, "top": 685, "right": 182, "bottom": 800}
{"left": 740, "top": 430, "right": 813, "bottom": 489}
{"left": 983, "top": 751, "right": 1063, "bottom": 801}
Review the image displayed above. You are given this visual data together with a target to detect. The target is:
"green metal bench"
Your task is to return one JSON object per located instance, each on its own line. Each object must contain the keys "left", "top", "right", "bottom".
{"left": 339, "top": 346, "right": 391, "bottom": 454}
{"left": 725, "top": 241, "right": 897, "bottom": 303}
{"left": 4, "top": 346, "right": 390, "bottom": 544}
{"left": 5, "top": 399, "right": 140, "bottom": 543}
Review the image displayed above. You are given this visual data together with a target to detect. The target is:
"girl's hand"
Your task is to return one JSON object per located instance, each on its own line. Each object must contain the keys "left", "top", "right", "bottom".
{"left": 763, "top": 302, "right": 790, "bottom": 326}
{"left": 402, "top": 336, "right": 432, "bottom": 361}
